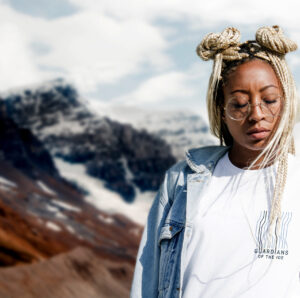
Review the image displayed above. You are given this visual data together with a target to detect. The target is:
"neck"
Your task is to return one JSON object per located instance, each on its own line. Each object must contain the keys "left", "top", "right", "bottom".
{"left": 229, "top": 144, "right": 275, "bottom": 169}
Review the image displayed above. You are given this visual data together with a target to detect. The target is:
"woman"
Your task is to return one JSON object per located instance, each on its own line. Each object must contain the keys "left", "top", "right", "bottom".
{"left": 131, "top": 25, "right": 300, "bottom": 298}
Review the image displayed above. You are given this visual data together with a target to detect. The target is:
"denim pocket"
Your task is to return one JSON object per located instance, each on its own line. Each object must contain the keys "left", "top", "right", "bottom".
{"left": 158, "top": 222, "right": 184, "bottom": 294}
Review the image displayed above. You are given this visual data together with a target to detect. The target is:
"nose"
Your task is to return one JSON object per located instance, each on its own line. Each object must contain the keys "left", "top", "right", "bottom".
{"left": 248, "top": 102, "right": 265, "bottom": 122}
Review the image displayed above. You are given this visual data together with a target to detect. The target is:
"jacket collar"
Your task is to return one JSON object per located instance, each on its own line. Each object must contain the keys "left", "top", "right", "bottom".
{"left": 185, "top": 146, "right": 230, "bottom": 174}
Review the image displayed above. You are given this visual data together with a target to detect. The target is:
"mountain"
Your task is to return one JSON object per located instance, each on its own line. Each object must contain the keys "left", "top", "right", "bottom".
{"left": 0, "top": 105, "right": 59, "bottom": 180}
{"left": 0, "top": 79, "right": 216, "bottom": 296}
{"left": 0, "top": 246, "right": 134, "bottom": 298}
{"left": 1, "top": 79, "right": 176, "bottom": 203}
{"left": 94, "top": 105, "right": 218, "bottom": 159}
{"left": 0, "top": 107, "right": 142, "bottom": 296}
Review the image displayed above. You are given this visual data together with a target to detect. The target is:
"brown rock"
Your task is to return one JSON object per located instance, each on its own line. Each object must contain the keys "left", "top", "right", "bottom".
{"left": 0, "top": 246, "right": 132, "bottom": 298}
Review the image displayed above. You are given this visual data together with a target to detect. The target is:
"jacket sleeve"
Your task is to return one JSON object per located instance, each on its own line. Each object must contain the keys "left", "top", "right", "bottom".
{"left": 130, "top": 170, "right": 172, "bottom": 298}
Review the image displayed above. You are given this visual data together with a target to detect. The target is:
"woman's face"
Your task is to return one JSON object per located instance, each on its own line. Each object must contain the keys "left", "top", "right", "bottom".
{"left": 222, "top": 59, "right": 283, "bottom": 155}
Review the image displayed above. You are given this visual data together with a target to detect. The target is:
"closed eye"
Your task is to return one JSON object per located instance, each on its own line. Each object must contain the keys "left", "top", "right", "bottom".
{"left": 233, "top": 103, "right": 248, "bottom": 109}
{"left": 264, "top": 100, "right": 278, "bottom": 105}
{"left": 262, "top": 94, "right": 281, "bottom": 105}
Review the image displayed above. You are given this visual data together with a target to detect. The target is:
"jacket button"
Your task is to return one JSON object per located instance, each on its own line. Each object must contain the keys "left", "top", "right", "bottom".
{"left": 176, "top": 287, "right": 180, "bottom": 291}
{"left": 169, "top": 226, "right": 173, "bottom": 231}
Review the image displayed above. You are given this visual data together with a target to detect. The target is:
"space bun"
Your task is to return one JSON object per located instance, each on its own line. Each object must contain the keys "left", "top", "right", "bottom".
{"left": 256, "top": 25, "right": 297, "bottom": 55}
{"left": 196, "top": 27, "right": 241, "bottom": 61}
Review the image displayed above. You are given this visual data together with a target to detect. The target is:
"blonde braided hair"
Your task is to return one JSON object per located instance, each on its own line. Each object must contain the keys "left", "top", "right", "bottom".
{"left": 197, "top": 25, "right": 298, "bottom": 236}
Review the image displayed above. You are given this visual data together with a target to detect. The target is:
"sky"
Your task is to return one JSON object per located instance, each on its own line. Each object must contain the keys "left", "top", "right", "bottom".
{"left": 2, "top": 0, "right": 300, "bottom": 119}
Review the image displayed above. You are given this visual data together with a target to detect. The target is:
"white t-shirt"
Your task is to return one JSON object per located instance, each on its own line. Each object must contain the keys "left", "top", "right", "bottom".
{"left": 182, "top": 152, "right": 300, "bottom": 298}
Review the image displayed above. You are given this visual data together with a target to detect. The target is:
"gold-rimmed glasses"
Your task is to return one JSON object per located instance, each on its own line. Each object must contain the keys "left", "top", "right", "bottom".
{"left": 224, "top": 94, "right": 282, "bottom": 122}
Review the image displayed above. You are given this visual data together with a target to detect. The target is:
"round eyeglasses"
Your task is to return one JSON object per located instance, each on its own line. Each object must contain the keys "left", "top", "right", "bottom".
{"left": 224, "top": 94, "right": 282, "bottom": 122}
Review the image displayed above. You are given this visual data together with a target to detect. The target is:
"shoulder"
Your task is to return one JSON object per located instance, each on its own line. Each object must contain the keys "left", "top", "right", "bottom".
{"left": 166, "top": 145, "right": 229, "bottom": 178}
{"left": 161, "top": 145, "right": 229, "bottom": 202}
{"left": 168, "top": 145, "right": 229, "bottom": 173}
{"left": 185, "top": 145, "right": 229, "bottom": 173}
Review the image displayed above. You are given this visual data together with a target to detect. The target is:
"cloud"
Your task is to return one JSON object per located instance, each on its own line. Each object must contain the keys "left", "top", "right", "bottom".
{"left": 35, "top": 12, "right": 171, "bottom": 91}
{"left": 1, "top": 0, "right": 300, "bottom": 107}
{"left": 65, "top": 0, "right": 300, "bottom": 94}
{"left": 112, "top": 61, "right": 214, "bottom": 110}
{"left": 68, "top": 0, "right": 300, "bottom": 29}
{"left": 0, "top": 2, "right": 171, "bottom": 93}
{"left": 0, "top": 20, "right": 43, "bottom": 90}
{"left": 66, "top": 0, "right": 300, "bottom": 55}
{"left": 114, "top": 71, "right": 195, "bottom": 105}
{"left": 8, "top": 0, "right": 79, "bottom": 19}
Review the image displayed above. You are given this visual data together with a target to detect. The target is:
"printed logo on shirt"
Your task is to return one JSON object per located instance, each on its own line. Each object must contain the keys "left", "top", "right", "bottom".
{"left": 254, "top": 210, "right": 292, "bottom": 260}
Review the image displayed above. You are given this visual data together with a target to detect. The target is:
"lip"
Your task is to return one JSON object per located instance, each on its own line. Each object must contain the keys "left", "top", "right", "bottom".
{"left": 246, "top": 128, "right": 271, "bottom": 140}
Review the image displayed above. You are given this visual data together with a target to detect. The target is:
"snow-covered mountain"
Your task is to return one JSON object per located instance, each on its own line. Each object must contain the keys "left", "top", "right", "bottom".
{"left": 0, "top": 79, "right": 219, "bottom": 224}
{"left": 95, "top": 105, "right": 218, "bottom": 159}
{"left": 0, "top": 79, "right": 218, "bottom": 295}
{"left": 1, "top": 79, "right": 176, "bottom": 204}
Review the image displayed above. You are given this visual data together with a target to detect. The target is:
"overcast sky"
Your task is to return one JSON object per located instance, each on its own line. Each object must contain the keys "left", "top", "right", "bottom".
{"left": 2, "top": 0, "right": 300, "bottom": 119}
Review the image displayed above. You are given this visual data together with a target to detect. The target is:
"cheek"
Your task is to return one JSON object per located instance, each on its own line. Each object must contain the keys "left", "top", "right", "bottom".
{"left": 224, "top": 117, "right": 245, "bottom": 139}
{"left": 270, "top": 115, "right": 281, "bottom": 134}
{"left": 224, "top": 116, "right": 239, "bottom": 132}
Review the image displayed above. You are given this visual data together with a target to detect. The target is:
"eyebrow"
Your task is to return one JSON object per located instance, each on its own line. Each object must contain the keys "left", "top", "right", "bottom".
{"left": 230, "top": 84, "right": 279, "bottom": 94}
{"left": 259, "top": 85, "right": 279, "bottom": 92}
{"left": 230, "top": 89, "right": 248, "bottom": 95}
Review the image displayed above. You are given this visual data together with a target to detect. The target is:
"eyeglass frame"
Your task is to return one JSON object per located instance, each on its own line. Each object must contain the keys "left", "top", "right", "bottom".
{"left": 223, "top": 95, "right": 283, "bottom": 121}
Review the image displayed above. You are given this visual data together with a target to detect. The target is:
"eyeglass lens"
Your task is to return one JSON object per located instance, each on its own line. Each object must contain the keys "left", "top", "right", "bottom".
{"left": 225, "top": 95, "right": 282, "bottom": 121}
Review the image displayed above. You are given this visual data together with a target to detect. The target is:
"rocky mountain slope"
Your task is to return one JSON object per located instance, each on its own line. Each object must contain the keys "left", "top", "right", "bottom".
{"left": 0, "top": 246, "right": 133, "bottom": 298}
{"left": 97, "top": 105, "right": 218, "bottom": 159}
{"left": 0, "top": 106, "right": 141, "bottom": 297}
{"left": 1, "top": 79, "right": 176, "bottom": 202}
{"left": 0, "top": 79, "right": 217, "bottom": 296}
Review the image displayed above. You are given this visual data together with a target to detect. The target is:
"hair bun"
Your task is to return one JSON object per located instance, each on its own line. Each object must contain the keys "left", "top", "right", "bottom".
{"left": 256, "top": 25, "right": 297, "bottom": 55}
{"left": 196, "top": 27, "right": 241, "bottom": 61}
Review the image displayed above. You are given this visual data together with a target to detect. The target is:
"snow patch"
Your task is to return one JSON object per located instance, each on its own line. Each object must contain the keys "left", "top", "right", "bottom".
{"left": 45, "top": 221, "right": 61, "bottom": 232}
{"left": 54, "top": 157, "right": 154, "bottom": 225}
{"left": 46, "top": 204, "right": 59, "bottom": 213}
{"left": 56, "top": 212, "right": 68, "bottom": 220}
{"left": 45, "top": 204, "right": 67, "bottom": 219}
{"left": 66, "top": 225, "right": 76, "bottom": 234}
{"left": 40, "top": 117, "right": 86, "bottom": 136}
{"left": 98, "top": 214, "right": 114, "bottom": 224}
{"left": 52, "top": 199, "right": 81, "bottom": 213}
{"left": 0, "top": 184, "right": 15, "bottom": 193}
{"left": 0, "top": 176, "right": 17, "bottom": 188}
{"left": 120, "top": 157, "right": 134, "bottom": 181}
{"left": 37, "top": 181, "right": 56, "bottom": 195}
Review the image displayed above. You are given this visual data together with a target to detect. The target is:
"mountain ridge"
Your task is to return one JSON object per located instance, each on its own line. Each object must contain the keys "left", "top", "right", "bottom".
{"left": 1, "top": 79, "right": 176, "bottom": 202}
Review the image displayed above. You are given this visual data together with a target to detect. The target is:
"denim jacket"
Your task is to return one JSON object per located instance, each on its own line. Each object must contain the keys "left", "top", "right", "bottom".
{"left": 131, "top": 146, "right": 230, "bottom": 298}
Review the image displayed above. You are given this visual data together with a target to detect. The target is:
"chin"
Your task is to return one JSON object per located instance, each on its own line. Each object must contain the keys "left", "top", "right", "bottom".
{"left": 245, "top": 141, "right": 268, "bottom": 152}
